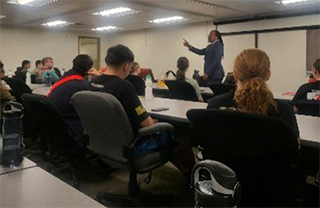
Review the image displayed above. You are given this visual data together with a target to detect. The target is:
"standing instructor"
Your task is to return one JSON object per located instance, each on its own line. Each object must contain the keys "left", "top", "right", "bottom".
{"left": 183, "top": 30, "right": 224, "bottom": 85}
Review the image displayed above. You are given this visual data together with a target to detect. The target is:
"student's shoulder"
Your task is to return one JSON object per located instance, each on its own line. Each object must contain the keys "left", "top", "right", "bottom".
{"left": 274, "top": 99, "right": 294, "bottom": 116}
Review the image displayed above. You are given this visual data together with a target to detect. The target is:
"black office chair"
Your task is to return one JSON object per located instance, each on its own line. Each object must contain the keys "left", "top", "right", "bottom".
{"left": 208, "top": 83, "right": 236, "bottom": 97}
{"left": 4, "top": 78, "right": 37, "bottom": 138}
{"left": 4, "top": 77, "right": 32, "bottom": 103}
{"left": 72, "top": 91, "right": 175, "bottom": 206}
{"left": 296, "top": 100, "right": 320, "bottom": 117}
{"left": 187, "top": 109, "right": 302, "bottom": 207}
{"left": 21, "top": 93, "right": 84, "bottom": 188}
{"left": 165, "top": 80, "right": 198, "bottom": 101}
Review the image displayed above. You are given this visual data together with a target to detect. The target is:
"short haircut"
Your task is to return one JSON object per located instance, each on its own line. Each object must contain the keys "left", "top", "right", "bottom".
{"left": 105, "top": 44, "right": 134, "bottom": 68}
{"left": 0, "top": 61, "right": 3, "bottom": 69}
{"left": 42, "top": 57, "right": 53, "bottom": 66}
{"left": 35, "top": 60, "right": 42, "bottom": 67}
{"left": 22, "top": 60, "right": 31, "bottom": 68}
{"left": 72, "top": 54, "right": 94, "bottom": 76}
{"left": 313, "top": 58, "right": 320, "bottom": 73}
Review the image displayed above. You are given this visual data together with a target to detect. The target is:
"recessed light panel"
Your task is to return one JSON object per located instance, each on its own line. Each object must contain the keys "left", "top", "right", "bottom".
{"left": 0, "top": 15, "right": 6, "bottom": 19}
{"left": 93, "top": 7, "right": 140, "bottom": 17}
{"left": 91, "top": 26, "right": 122, "bottom": 32}
{"left": 42, "top": 20, "right": 73, "bottom": 27}
{"left": 277, "top": 0, "right": 314, "bottom": 5}
{"left": 7, "top": 0, "right": 59, "bottom": 7}
{"left": 149, "top": 16, "right": 189, "bottom": 24}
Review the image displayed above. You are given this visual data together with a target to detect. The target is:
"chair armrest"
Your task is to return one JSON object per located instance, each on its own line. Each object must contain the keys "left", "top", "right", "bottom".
{"left": 124, "top": 122, "right": 174, "bottom": 162}
{"left": 138, "top": 122, "right": 174, "bottom": 136}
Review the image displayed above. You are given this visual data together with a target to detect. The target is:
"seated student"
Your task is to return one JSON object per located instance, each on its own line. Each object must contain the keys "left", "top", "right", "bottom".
{"left": 31, "top": 60, "right": 43, "bottom": 77}
{"left": 40, "top": 57, "right": 61, "bottom": 84}
{"left": 126, "top": 62, "right": 146, "bottom": 96}
{"left": 90, "top": 45, "right": 195, "bottom": 177}
{"left": 207, "top": 48, "right": 300, "bottom": 149}
{"left": 15, "top": 60, "right": 31, "bottom": 82}
{"left": 48, "top": 54, "right": 100, "bottom": 146}
{"left": 293, "top": 58, "right": 320, "bottom": 112}
{"left": 0, "top": 61, "right": 13, "bottom": 105}
{"left": 176, "top": 57, "right": 203, "bottom": 102}
{"left": 0, "top": 61, "right": 5, "bottom": 80}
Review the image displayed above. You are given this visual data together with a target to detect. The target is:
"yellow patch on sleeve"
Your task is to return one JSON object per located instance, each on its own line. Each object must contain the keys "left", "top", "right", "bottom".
{"left": 135, "top": 106, "right": 146, "bottom": 116}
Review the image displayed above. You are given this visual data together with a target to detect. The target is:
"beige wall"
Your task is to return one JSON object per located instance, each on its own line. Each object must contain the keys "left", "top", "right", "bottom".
{"left": 0, "top": 25, "right": 104, "bottom": 73}
{"left": 0, "top": 14, "right": 318, "bottom": 92}
{"left": 104, "top": 14, "right": 318, "bottom": 92}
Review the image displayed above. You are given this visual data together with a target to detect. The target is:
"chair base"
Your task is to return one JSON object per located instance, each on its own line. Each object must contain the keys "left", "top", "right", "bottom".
{"left": 97, "top": 193, "right": 141, "bottom": 207}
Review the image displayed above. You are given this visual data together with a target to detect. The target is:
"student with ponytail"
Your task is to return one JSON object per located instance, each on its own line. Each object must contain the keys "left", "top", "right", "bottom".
{"left": 207, "top": 48, "right": 300, "bottom": 149}
{"left": 176, "top": 57, "right": 203, "bottom": 102}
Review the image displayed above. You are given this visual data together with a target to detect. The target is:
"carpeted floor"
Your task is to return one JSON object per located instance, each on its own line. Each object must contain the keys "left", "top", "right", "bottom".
{"left": 22, "top": 138, "right": 195, "bottom": 207}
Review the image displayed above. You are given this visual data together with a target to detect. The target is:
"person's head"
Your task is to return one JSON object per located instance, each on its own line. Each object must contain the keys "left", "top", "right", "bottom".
{"left": 233, "top": 48, "right": 275, "bottom": 115}
{"left": 0, "top": 61, "right": 4, "bottom": 79}
{"left": 22, "top": 60, "right": 31, "bottom": 69}
{"left": 208, "top": 30, "right": 223, "bottom": 44}
{"left": 105, "top": 44, "right": 134, "bottom": 79}
{"left": 35, "top": 60, "right": 43, "bottom": 69}
{"left": 42, "top": 57, "right": 54, "bottom": 69}
{"left": 72, "top": 54, "right": 94, "bottom": 77}
{"left": 176, "top": 57, "right": 189, "bottom": 81}
{"left": 130, "top": 62, "right": 141, "bottom": 75}
{"left": 311, "top": 58, "right": 320, "bottom": 80}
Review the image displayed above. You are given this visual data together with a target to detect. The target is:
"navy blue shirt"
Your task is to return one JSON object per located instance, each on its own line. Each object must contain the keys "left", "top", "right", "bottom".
{"left": 49, "top": 69, "right": 90, "bottom": 138}
{"left": 189, "top": 40, "right": 225, "bottom": 83}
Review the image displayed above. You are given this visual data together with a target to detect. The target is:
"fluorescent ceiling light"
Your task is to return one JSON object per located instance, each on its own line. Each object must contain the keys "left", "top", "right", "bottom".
{"left": 91, "top": 26, "right": 121, "bottom": 31}
{"left": 17, "top": 0, "right": 35, "bottom": 4}
{"left": 149, "top": 16, "right": 189, "bottom": 24}
{"left": 42, "top": 20, "right": 73, "bottom": 27}
{"left": 93, "top": 7, "right": 140, "bottom": 17}
{"left": 0, "top": 15, "right": 6, "bottom": 19}
{"left": 279, "top": 0, "right": 311, "bottom": 5}
{"left": 7, "top": 0, "right": 58, "bottom": 7}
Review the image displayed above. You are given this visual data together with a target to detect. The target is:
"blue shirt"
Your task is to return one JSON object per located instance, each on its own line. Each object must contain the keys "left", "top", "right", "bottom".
{"left": 189, "top": 40, "right": 225, "bottom": 82}
{"left": 49, "top": 69, "right": 90, "bottom": 138}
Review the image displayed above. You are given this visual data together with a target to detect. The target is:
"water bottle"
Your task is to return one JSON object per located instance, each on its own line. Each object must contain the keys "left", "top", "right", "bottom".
{"left": 145, "top": 74, "right": 154, "bottom": 101}
{"left": 192, "top": 160, "right": 241, "bottom": 208}
{"left": 2, "top": 102, "right": 24, "bottom": 167}
{"left": 45, "top": 73, "right": 51, "bottom": 87}
{"left": 26, "top": 70, "right": 32, "bottom": 86}
{"left": 193, "top": 70, "right": 201, "bottom": 84}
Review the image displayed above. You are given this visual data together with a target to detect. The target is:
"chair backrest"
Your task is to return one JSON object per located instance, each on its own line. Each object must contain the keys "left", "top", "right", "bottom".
{"left": 296, "top": 100, "right": 320, "bottom": 117}
{"left": 72, "top": 91, "right": 134, "bottom": 164}
{"left": 4, "top": 78, "right": 32, "bottom": 103}
{"left": 21, "top": 94, "right": 71, "bottom": 153}
{"left": 209, "top": 83, "right": 236, "bottom": 97}
{"left": 187, "top": 109, "right": 297, "bottom": 206}
{"left": 139, "top": 68, "right": 156, "bottom": 82}
{"left": 165, "top": 80, "right": 198, "bottom": 101}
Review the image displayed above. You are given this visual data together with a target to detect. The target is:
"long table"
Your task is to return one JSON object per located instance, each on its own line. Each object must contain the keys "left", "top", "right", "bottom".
{"left": 140, "top": 97, "right": 319, "bottom": 145}
{"left": 0, "top": 166, "right": 105, "bottom": 208}
{"left": 0, "top": 157, "right": 37, "bottom": 175}
{"left": 141, "top": 97, "right": 207, "bottom": 123}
